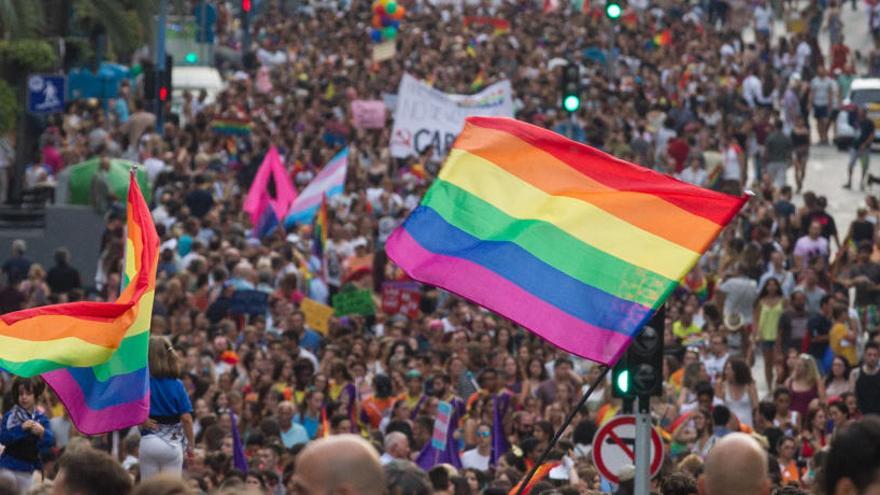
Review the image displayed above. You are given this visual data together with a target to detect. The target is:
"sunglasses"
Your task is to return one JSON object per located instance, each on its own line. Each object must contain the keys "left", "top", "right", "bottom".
{"left": 478, "top": 430, "right": 491, "bottom": 438}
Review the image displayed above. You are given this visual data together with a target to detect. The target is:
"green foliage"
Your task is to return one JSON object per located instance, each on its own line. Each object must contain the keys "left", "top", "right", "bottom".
{"left": 0, "top": 40, "right": 58, "bottom": 75}
{"left": 0, "top": 79, "right": 16, "bottom": 134}
{"left": 0, "top": 0, "right": 46, "bottom": 39}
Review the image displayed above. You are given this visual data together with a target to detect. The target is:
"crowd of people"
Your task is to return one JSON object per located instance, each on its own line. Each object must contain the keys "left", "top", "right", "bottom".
{"left": 0, "top": 0, "right": 879, "bottom": 493}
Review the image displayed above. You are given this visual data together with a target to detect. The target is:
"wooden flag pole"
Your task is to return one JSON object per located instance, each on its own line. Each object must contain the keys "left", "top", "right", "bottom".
{"left": 514, "top": 365, "right": 611, "bottom": 495}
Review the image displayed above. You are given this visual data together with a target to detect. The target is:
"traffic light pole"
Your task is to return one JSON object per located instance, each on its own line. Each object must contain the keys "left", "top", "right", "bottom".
{"left": 514, "top": 365, "right": 611, "bottom": 495}
{"left": 155, "top": 0, "right": 167, "bottom": 135}
{"left": 635, "top": 396, "right": 651, "bottom": 495}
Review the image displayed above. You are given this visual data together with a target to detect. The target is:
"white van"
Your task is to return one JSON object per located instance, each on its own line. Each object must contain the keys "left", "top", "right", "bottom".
{"left": 171, "top": 66, "right": 225, "bottom": 108}
{"left": 835, "top": 78, "right": 880, "bottom": 149}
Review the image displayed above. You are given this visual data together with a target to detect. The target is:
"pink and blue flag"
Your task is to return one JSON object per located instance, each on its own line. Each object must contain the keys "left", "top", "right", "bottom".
{"left": 284, "top": 148, "right": 348, "bottom": 227}
{"left": 243, "top": 146, "right": 298, "bottom": 237}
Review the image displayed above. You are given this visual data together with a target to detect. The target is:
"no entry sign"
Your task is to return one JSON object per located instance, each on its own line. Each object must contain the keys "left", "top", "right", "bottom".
{"left": 592, "top": 415, "right": 664, "bottom": 484}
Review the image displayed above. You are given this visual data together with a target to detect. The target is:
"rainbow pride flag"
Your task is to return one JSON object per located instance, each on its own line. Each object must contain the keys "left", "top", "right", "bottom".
{"left": 42, "top": 174, "right": 159, "bottom": 434}
{"left": 385, "top": 117, "right": 746, "bottom": 364}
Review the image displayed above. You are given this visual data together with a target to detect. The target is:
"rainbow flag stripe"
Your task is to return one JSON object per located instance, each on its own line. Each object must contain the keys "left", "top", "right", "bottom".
{"left": 386, "top": 117, "right": 745, "bottom": 364}
{"left": 43, "top": 174, "right": 159, "bottom": 434}
{"left": 210, "top": 119, "right": 253, "bottom": 136}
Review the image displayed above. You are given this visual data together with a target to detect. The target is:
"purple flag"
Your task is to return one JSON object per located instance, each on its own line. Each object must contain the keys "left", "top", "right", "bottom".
{"left": 230, "top": 411, "right": 248, "bottom": 474}
{"left": 490, "top": 392, "right": 511, "bottom": 466}
{"left": 415, "top": 403, "right": 462, "bottom": 470}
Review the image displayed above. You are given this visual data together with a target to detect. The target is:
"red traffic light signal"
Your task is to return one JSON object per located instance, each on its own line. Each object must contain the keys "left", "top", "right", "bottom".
{"left": 242, "top": 0, "right": 252, "bottom": 12}
{"left": 159, "top": 86, "right": 169, "bottom": 102}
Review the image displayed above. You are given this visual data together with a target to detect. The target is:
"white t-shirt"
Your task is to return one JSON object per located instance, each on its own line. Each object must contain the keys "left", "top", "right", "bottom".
{"left": 702, "top": 352, "right": 730, "bottom": 384}
{"left": 810, "top": 76, "right": 836, "bottom": 107}
{"left": 718, "top": 276, "right": 758, "bottom": 323}
{"left": 722, "top": 145, "right": 742, "bottom": 180}
{"left": 461, "top": 448, "right": 491, "bottom": 471}
{"left": 678, "top": 167, "right": 708, "bottom": 187}
{"left": 754, "top": 5, "right": 773, "bottom": 31}
{"left": 796, "top": 42, "right": 812, "bottom": 71}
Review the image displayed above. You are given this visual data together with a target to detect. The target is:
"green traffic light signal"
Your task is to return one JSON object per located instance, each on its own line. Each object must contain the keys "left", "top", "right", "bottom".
{"left": 185, "top": 52, "right": 199, "bottom": 64}
{"left": 616, "top": 368, "right": 630, "bottom": 394}
{"left": 563, "top": 95, "right": 581, "bottom": 113}
{"left": 606, "top": 2, "right": 622, "bottom": 19}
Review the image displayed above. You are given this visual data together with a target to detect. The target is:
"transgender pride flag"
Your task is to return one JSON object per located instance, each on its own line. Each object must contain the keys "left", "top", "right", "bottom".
{"left": 284, "top": 148, "right": 348, "bottom": 227}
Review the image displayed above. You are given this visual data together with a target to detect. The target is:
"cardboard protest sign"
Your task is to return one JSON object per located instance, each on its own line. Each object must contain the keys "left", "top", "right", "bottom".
{"left": 301, "top": 298, "right": 334, "bottom": 335}
{"left": 351, "top": 100, "right": 387, "bottom": 129}
{"left": 332, "top": 289, "right": 376, "bottom": 316}
{"left": 381, "top": 281, "right": 421, "bottom": 318}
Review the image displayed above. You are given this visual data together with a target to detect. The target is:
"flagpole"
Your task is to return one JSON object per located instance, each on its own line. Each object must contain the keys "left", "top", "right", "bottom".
{"left": 514, "top": 365, "right": 611, "bottom": 495}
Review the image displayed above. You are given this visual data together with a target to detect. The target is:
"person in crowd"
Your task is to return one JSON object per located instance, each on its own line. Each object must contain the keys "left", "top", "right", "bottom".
{"left": 823, "top": 417, "right": 880, "bottom": 495}
{"left": 139, "top": 337, "right": 195, "bottom": 480}
{"left": 698, "top": 433, "right": 771, "bottom": 495}
{"left": 290, "top": 435, "right": 385, "bottom": 495}
{"left": 850, "top": 341, "right": 880, "bottom": 415}
{"left": 0, "top": 378, "right": 53, "bottom": 493}
{"left": 52, "top": 447, "right": 133, "bottom": 495}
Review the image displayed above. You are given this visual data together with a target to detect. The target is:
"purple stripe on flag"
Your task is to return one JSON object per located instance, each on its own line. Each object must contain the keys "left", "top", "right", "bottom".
{"left": 385, "top": 228, "right": 633, "bottom": 365}
{"left": 43, "top": 368, "right": 149, "bottom": 435}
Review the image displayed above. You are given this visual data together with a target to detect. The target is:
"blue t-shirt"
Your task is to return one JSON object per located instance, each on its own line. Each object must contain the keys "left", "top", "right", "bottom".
{"left": 149, "top": 377, "right": 193, "bottom": 418}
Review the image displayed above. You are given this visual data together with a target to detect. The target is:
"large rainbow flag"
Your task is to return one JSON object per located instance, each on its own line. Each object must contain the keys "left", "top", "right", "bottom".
{"left": 41, "top": 173, "right": 159, "bottom": 434}
{"left": 385, "top": 117, "right": 746, "bottom": 364}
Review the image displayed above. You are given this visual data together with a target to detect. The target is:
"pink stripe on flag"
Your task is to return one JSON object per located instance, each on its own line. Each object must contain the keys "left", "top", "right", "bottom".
{"left": 43, "top": 369, "right": 149, "bottom": 436}
{"left": 386, "top": 228, "right": 632, "bottom": 364}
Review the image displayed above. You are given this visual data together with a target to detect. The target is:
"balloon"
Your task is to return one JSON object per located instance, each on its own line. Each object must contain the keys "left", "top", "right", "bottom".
{"left": 382, "top": 26, "right": 397, "bottom": 39}
{"left": 391, "top": 6, "right": 405, "bottom": 19}
{"left": 381, "top": 16, "right": 393, "bottom": 27}
{"left": 390, "top": 20, "right": 400, "bottom": 29}
{"left": 373, "top": 2, "right": 384, "bottom": 14}
{"left": 385, "top": 1, "right": 397, "bottom": 14}
{"left": 370, "top": 28, "right": 383, "bottom": 42}
{"left": 372, "top": 15, "right": 382, "bottom": 28}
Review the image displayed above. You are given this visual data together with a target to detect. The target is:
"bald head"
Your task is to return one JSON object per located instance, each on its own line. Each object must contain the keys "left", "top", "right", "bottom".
{"left": 699, "top": 433, "right": 770, "bottom": 495}
{"left": 291, "top": 435, "right": 384, "bottom": 495}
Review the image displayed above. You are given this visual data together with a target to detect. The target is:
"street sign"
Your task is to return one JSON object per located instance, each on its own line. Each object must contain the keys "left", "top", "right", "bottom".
{"left": 27, "top": 75, "right": 65, "bottom": 114}
{"left": 592, "top": 415, "right": 664, "bottom": 484}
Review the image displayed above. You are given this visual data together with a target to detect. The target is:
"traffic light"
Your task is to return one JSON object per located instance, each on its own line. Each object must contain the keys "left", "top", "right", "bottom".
{"left": 611, "top": 357, "right": 632, "bottom": 398}
{"left": 159, "top": 55, "right": 173, "bottom": 103}
{"left": 560, "top": 62, "right": 581, "bottom": 113}
{"left": 611, "top": 307, "right": 666, "bottom": 399}
{"left": 606, "top": 1, "right": 622, "bottom": 19}
{"left": 242, "top": 0, "right": 252, "bottom": 12}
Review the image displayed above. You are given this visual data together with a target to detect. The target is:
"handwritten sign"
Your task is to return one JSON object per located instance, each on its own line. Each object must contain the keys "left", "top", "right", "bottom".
{"left": 301, "top": 298, "right": 334, "bottom": 335}
{"left": 431, "top": 401, "right": 453, "bottom": 450}
{"left": 351, "top": 100, "right": 387, "bottom": 129}
{"left": 381, "top": 281, "right": 421, "bottom": 318}
{"left": 332, "top": 289, "right": 376, "bottom": 317}
{"left": 372, "top": 40, "right": 396, "bottom": 63}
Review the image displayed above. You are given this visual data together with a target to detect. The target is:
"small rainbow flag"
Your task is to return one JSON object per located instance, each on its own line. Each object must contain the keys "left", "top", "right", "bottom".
{"left": 466, "top": 39, "right": 478, "bottom": 58}
{"left": 312, "top": 194, "right": 329, "bottom": 279}
{"left": 470, "top": 69, "right": 486, "bottom": 91}
{"left": 385, "top": 117, "right": 746, "bottom": 364}
{"left": 210, "top": 118, "right": 253, "bottom": 136}
{"left": 41, "top": 173, "right": 159, "bottom": 434}
{"left": 653, "top": 29, "right": 672, "bottom": 47}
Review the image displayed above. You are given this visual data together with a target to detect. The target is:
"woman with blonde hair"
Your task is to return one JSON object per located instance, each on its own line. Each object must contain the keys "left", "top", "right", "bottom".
{"left": 784, "top": 353, "right": 826, "bottom": 420}
{"left": 20, "top": 264, "right": 49, "bottom": 307}
{"left": 139, "top": 337, "right": 195, "bottom": 480}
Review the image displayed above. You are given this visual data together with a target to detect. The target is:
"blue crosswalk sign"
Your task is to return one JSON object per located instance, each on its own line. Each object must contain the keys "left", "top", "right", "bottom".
{"left": 27, "top": 75, "right": 65, "bottom": 114}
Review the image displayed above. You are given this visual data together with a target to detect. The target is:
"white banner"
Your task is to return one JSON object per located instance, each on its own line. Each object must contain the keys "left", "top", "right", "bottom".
{"left": 389, "top": 73, "right": 515, "bottom": 158}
